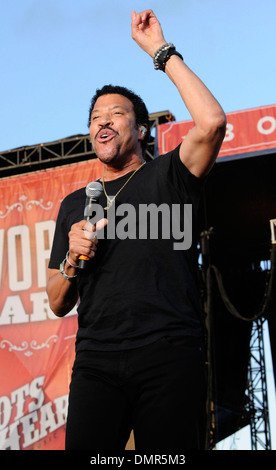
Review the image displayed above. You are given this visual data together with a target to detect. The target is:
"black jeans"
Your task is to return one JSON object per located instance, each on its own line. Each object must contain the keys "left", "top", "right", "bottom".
{"left": 65, "top": 336, "right": 206, "bottom": 451}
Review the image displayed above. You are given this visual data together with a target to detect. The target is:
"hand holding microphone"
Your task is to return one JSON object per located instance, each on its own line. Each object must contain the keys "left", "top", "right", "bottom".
{"left": 68, "top": 181, "right": 108, "bottom": 270}
{"left": 78, "top": 181, "right": 103, "bottom": 269}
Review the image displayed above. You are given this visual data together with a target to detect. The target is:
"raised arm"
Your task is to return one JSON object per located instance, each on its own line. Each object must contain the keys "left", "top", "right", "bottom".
{"left": 131, "top": 9, "right": 226, "bottom": 178}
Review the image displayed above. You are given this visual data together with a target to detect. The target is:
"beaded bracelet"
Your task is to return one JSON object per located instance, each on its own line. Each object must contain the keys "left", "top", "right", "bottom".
{"left": 153, "top": 42, "right": 183, "bottom": 71}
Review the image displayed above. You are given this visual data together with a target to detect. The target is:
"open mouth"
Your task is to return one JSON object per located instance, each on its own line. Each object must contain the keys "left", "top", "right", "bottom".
{"left": 96, "top": 128, "right": 118, "bottom": 143}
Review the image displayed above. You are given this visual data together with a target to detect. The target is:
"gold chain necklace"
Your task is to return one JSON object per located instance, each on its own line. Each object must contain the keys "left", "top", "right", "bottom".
{"left": 102, "top": 162, "right": 145, "bottom": 210}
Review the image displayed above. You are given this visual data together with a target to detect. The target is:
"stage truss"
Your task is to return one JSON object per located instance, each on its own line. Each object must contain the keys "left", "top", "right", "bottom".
{"left": 247, "top": 318, "right": 272, "bottom": 450}
{"left": 0, "top": 110, "right": 174, "bottom": 178}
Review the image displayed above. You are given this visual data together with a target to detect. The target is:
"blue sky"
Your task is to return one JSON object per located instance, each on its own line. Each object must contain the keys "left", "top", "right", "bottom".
{"left": 0, "top": 0, "right": 275, "bottom": 450}
{"left": 0, "top": 0, "right": 275, "bottom": 152}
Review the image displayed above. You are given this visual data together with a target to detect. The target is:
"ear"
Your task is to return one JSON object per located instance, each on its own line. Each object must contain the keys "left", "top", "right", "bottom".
{"left": 138, "top": 125, "right": 148, "bottom": 140}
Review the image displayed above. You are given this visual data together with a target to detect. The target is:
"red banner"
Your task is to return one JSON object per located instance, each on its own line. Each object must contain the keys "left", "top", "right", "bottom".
{"left": 1, "top": 103, "right": 275, "bottom": 450}
{"left": 0, "top": 158, "right": 104, "bottom": 450}
{"left": 157, "top": 104, "right": 276, "bottom": 159}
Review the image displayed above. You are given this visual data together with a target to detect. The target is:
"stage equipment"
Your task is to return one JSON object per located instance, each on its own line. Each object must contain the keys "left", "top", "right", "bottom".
{"left": 0, "top": 111, "right": 174, "bottom": 178}
{"left": 200, "top": 149, "right": 276, "bottom": 449}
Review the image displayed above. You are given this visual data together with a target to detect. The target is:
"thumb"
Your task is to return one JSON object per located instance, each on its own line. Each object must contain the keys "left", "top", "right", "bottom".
{"left": 84, "top": 218, "right": 108, "bottom": 240}
{"left": 95, "top": 218, "right": 108, "bottom": 231}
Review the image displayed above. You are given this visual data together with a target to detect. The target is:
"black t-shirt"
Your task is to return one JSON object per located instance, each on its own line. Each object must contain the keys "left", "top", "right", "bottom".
{"left": 49, "top": 145, "right": 206, "bottom": 351}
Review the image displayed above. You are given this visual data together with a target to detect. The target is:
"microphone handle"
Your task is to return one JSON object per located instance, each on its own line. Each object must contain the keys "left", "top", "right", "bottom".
{"left": 78, "top": 213, "right": 91, "bottom": 269}
{"left": 78, "top": 197, "right": 93, "bottom": 270}
{"left": 78, "top": 254, "right": 89, "bottom": 270}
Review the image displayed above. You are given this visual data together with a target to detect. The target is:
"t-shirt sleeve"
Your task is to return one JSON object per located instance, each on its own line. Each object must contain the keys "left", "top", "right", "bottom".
{"left": 160, "top": 144, "right": 207, "bottom": 208}
{"left": 48, "top": 202, "right": 70, "bottom": 269}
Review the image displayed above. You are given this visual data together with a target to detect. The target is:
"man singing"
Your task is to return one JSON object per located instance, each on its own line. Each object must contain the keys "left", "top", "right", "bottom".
{"left": 47, "top": 9, "right": 226, "bottom": 450}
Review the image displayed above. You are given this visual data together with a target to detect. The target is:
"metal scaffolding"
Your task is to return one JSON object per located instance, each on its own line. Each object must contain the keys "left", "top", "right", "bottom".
{"left": 0, "top": 110, "right": 174, "bottom": 178}
{"left": 247, "top": 318, "right": 272, "bottom": 450}
{"left": 200, "top": 227, "right": 275, "bottom": 450}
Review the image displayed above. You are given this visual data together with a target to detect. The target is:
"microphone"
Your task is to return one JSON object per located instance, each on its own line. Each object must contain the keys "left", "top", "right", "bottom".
{"left": 78, "top": 181, "right": 103, "bottom": 269}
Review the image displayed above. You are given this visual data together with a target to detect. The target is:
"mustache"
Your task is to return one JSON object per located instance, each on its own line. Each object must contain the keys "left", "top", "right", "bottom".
{"left": 96, "top": 126, "right": 119, "bottom": 139}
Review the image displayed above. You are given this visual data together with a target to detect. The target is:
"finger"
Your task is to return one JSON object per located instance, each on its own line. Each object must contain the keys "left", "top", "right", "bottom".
{"left": 134, "top": 9, "right": 155, "bottom": 24}
{"left": 84, "top": 220, "right": 96, "bottom": 232}
{"left": 84, "top": 230, "right": 98, "bottom": 241}
{"left": 141, "top": 9, "right": 154, "bottom": 23}
{"left": 83, "top": 220, "right": 97, "bottom": 241}
{"left": 71, "top": 219, "right": 90, "bottom": 232}
{"left": 131, "top": 10, "right": 141, "bottom": 33}
{"left": 131, "top": 10, "right": 147, "bottom": 28}
{"left": 79, "top": 235, "right": 98, "bottom": 257}
{"left": 89, "top": 243, "right": 97, "bottom": 257}
{"left": 84, "top": 217, "right": 107, "bottom": 240}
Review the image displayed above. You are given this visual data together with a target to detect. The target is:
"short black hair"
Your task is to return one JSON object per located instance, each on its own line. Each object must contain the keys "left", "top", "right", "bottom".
{"left": 88, "top": 85, "right": 150, "bottom": 155}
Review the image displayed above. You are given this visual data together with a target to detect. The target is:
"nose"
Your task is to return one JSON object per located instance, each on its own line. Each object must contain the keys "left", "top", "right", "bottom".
{"left": 98, "top": 113, "right": 113, "bottom": 128}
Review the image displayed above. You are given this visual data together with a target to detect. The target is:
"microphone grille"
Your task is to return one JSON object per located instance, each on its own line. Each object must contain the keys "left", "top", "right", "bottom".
{"left": 85, "top": 181, "right": 103, "bottom": 200}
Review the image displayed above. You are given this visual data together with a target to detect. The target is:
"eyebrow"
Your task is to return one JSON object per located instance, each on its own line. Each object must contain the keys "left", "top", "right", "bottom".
{"left": 91, "top": 105, "right": 129, "bottom": 114}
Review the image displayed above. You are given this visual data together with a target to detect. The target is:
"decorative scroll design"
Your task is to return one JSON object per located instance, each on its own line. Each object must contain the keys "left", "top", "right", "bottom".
{"left": 0, "top": 194, "right": 53, "bottom": 218}
{"left": 0, "top": 335, "right": 58, "bottom": 356}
